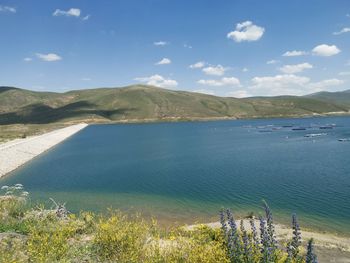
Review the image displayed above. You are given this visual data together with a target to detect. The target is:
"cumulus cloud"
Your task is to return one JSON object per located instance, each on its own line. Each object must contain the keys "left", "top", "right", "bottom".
{"left": 36, "top": 53, "right": 62, "bottom": 62}
{"left": 154, "top": 41, "right": 168, "bottom": 46}
{"left": 249, "top": 74, "right": 344, "bottom": 96}
{"left": 279, "top": 63, "right": 313, "bottom": 74}
{"left": 312, "top": 44, "right": 341, "bottom": 56}
{"left": 193, "top": 89, "right": 215, "bottom": 95}
{"left": 202, "top": 65, "right": 227, "bottom": 76}
{"left": 197, "top": 77, "right": 240, "bottom": 87}
{"left": 308, "top": 79, "right": 344, "bottom": 90}
{"left": 23, "top": 57, "right": 32, "bottom": 62}
{"left": 333, "top": 27, "right": 350, "bottom": 35}
{"left": 0, "top": 5, "right": 16, "bottom": 13}
{"left": 266, "top": 60, "right": 279, "bottom": 64}
{"left": 282, "top": 50, "right": 307, "bottom": 57}
{"left": 53, "top": 8, "right": 81, "bottom": 17}
{"left": 189, "top": 61, "right": 206, "bottom": 69}
{"left": 156, "top": 58, "right": 171, "bottom": 65}
{"left": 135, "top": 74, "right": 178, "bottom": 88}
{"left": 227, "top": 21, "right": 265, "bottom": 42}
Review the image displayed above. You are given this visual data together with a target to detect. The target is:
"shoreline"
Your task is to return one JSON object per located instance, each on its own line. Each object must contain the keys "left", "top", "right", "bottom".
{"left": 0, "top": 123, "right": 88, "bottom": 178}
{"left": 89, "top": 111, "right": 350, "bottom": 125}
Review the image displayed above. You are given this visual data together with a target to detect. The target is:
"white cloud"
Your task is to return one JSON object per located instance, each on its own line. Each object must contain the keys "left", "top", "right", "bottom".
{"left": 156, "top": 58, "right": 171, "bottom": 65}
{"left": 153, "top": 41, "right": 168, "bottom": 46}
{"left": 266, "top": 60, "right": 279, "bottom": 65}
{"left": 183, "top": 43, "right": 193, "bottom": 49}
{"left": 82, "top": 15, "right": 90, "bottom": 21}
{"left": 308, "top": 79, "right": 344, "bottom": 90}
{"left": 202, "top": 64, "right": 227, "bottom": 76}
{"left": 135, "top": 74, "right": 178, "bottom": 88}
{"left": 81, "top": 77, "right": 91, "bottom": 81}
{"left": 249, "top": 74, "right": 344, "bottom": 96}
{"left": 23, "top": 57, "right": 32, "bottom": 62}
{"left": 333, "top": 27, "right": 350, "bottom": 35}
{"left": 193, "top": 89, "right": 215, "bottom": 95}
{"left": 0, "top": 5, "right": 16, "bottom": 13}
{"left": 282, "top": 50, "right": 307, "bottom": 57}
{"left": 242, "top": 67, "right": 249, "bottom": 72}
{"left": 227, "top": 21, "right": 265, "bottom": 42}
{"left": 339, "top": 71, "right": 350, "bottom": 76}
{"left": 36, "top": 53, "right": 62, "bottom": 62}
{"left": 312, "top": 44, "right": 341, "bottom": 56}
{"left": 279, "top": 63, "right": 313, "bottom": 74}
{"left": 53, "top": 8, "right": 81, "bottom": 17}
{"left": 197, "top": 77, "right": 240, "bottom": 87}
{"left": 227, "top": 90, "right": 251, "bottom": 98}
{"left": 189, "top": 61, "right": 206, "bottom": 69}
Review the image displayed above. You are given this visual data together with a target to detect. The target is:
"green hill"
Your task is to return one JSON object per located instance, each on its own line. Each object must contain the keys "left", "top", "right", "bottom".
{"left": 0, "top": 85, "right": 349, "bottom": 125}
{"left": 306, "top": 90, "right": 350, "bottom": 108}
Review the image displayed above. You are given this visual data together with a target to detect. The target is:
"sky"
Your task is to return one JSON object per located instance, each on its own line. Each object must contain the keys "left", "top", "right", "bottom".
{"left": 0, "top": 0, "right": 350, "bottom": 97}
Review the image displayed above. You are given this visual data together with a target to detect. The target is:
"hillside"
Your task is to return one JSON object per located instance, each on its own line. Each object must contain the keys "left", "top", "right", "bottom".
{"left": 306, "top": 90, "right": 350, "bottom": 108}
{"left": 0, "top": 85, "right": 349, "bottom": 125}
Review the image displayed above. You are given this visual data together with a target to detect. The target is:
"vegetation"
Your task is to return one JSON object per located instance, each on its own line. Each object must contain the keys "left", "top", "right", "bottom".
{"left": 0, "top": 85, "right": 349, "bottom": 127}
{"left": 0, "top": 184, "right": 318, "bottom": 262}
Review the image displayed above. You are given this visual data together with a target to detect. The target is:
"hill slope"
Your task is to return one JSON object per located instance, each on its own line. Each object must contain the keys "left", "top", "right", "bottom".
{"left": 306, "top": 90, "right": 350, "bottom": 108}
{"left": 0, "top": 85, "right": 349, "bottom": 124}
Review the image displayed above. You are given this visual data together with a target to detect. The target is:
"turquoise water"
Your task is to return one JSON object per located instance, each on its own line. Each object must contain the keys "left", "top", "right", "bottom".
{"left": 1, "top": 117, "right": 350, "bottom": 234}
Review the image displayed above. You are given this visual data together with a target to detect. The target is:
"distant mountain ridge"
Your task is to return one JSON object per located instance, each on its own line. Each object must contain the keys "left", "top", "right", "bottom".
{"left": 0, "top": 85, "right": 349, "bottom": 124}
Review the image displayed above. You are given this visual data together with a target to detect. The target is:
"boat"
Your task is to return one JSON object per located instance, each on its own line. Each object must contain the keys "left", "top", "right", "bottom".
{"left": 292, "top": 127, "right": 306, "bottom": 131}
{"left": 319, "top": 126, "right": 333, "bottom": 130}
{"left": 338, "top": 138, "right": 350, "bottom": 142}
{"left": 304, "top": 133, "right": 327, "bottom": 138}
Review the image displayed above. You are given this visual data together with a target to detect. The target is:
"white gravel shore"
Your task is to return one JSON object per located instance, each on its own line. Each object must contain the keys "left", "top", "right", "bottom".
{"left": 0, "top": 123, "right": 88, "bottom": 178}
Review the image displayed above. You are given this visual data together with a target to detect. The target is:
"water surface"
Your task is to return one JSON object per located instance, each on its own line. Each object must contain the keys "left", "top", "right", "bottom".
{"left": 2, "top": 116, "right": 350, "bottom": 234}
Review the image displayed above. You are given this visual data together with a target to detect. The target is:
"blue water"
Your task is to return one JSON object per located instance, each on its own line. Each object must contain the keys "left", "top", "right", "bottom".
{"left": 1, "top": 116, "right": 350, "bottom": 234}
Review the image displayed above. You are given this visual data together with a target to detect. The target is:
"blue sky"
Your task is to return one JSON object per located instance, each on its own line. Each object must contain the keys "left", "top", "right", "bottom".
{"left": 0, "top": 0, "right": 350, "bottom": 97}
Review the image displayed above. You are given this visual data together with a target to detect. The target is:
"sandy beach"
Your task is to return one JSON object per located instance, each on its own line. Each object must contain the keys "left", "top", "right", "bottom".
{"left": 0, "top": 123, "right": 88, "bottom": 178}
{"left": 187, "top": 220, "right": 350, "bottom": 262}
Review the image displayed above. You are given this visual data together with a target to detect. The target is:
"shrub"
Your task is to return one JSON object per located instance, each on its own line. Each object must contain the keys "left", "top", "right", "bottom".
{"left": 93, "top": 211, "right": 149, "bottom": 262}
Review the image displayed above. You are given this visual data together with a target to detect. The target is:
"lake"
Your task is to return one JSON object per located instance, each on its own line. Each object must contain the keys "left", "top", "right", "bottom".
{"left": 1, "top": 116, "right": 350, "bottom": 234}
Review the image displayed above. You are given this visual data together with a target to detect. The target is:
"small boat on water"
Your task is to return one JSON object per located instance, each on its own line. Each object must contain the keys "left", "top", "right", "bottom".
{"left": 338, "top": 138, "right": 350, "bottom": 142}
{"left": 304, "top": 133, "right": 327, "bottom": 138}
{"left": 282, "top": 125, "right": 293, "bottom": 128}
{"left": 292, "top": 127, "right": 307, "bottom": 131}
{"left": 320, "top": 126, "right": 333, "bottom": 130}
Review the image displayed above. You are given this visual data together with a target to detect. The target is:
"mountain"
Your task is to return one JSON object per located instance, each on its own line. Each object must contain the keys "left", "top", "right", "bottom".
{"left": 306, "top": 90, "right": 350, "bottom": 108}
{"left": 0, "top": 85, "right": 349, "bottom": 125}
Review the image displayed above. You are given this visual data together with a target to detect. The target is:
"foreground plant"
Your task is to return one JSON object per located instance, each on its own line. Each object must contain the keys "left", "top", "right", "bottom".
{"left": 0, "top": 185, "right": 319, "bottom": 263}
{"left": 220, "top": 202, "right": 318, "bottom": 263}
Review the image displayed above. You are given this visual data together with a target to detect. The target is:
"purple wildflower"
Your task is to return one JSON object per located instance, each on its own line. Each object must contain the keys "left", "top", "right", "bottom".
{"left": 220, "top": 208, "right": 228, "bottom": 238}
{"left": 226, "top": 209, "right": 242, "bottom": 262}
{"left": 306, "top": 238, "right": 318, "bottom": 263}
{"left": 249, "top": 218, "right": 259, "bottom": 247}
{"left": 291, "top": 213, "right": 301, "bottom": 258}
{"left": 263, "top": 201, "right": 277, "bottom": 249}
{"left": 240, "top": 220, "right": 252, "bottom": 262}
{"left": 259, "top": 216, "right": 271, "bottom": 262}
